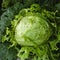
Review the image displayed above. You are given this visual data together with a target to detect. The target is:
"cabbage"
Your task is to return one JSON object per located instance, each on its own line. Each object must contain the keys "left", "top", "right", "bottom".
{"left": 2, "top": 4, "right": 54, "bottom": 60}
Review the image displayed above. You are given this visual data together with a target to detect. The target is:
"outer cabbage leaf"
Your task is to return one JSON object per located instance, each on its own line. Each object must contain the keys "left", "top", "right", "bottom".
{"left": 17, "top": 45, "right": 50, "bottom": 60}
{"left": 0, "top": 2, "right": 24, "bottom": 42}
{"left": 0, "top": 43, "right": 17, "bottom": 60}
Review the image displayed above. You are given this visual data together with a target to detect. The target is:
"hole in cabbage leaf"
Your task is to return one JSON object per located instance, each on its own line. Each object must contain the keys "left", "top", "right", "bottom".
{"left": 20, "top": 51, "right": 25, "bottom": 55}
{"left": 56, "top": 42, "right": 60, "bottom": 48}
{"left": 52, "top": 50, "right": 58, "bottom": 54}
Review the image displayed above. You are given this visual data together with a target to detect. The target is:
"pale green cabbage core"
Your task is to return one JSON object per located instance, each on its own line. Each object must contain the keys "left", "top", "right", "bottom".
{"left": 15, "top": 15, "right": 52, "bottom": 46}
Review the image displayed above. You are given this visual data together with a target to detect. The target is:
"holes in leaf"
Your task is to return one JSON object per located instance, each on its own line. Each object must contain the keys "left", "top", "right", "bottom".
{"left": 56, "top": 42, "right": 60, "bottom": 48}
{"left": 41, "top": 59, "right": 43, "bottom": 60}
{"left": 45, "top": 57, "right": 48, "bottom": 60}
{"left": 20, "top": 51, "right": 25, "bottom": 55}
{"left": 52, "top": 50, "right": 58, "bottom": 54}
{"left": 29, "top": 52, "right": 37, "bottom": 59}
{"left": 33, "top": 6, "right": 37, "bottom": 8}
{"left": 6, "top": 35, "right": 9, "bottom": 37}
{"left": 57, "top": 49, "right": 60, "bottom": 53}
{"left": 28, "top": 10, "right": 30, "bottom": 12}
{"left": 16, "top": 45, "right": 21, "bottom": 49}
{"left": 4, "top": 15, "right": 8, "bottom": 17}
{"left": 33, "top": 10, "right": 36, "bottom": 12}
{"left": 29, "top": 52, "right": 34, "bottom": 57}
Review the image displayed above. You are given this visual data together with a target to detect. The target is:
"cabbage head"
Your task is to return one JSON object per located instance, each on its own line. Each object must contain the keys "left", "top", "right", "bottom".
{"left": 15, "top": 12, "right": 52, "bottom": 46}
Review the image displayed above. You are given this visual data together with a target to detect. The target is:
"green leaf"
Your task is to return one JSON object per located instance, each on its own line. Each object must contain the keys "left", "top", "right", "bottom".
{"left": 55, "top": 3, "right": 60, "bottom": 10}
{"left": 57, "top": 27, "right": 60, "bottom": 41}
{"left": 50, "top": 39, "right": 59, "bottom": 50}
{"left": 0, "top": 43, "right": 17, "bottom": 60}
{"left": 0, "top": 2, "right": 24, "bottom": 42}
